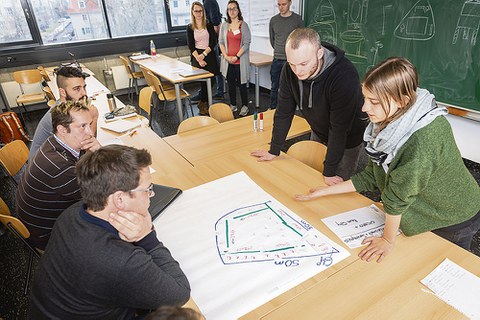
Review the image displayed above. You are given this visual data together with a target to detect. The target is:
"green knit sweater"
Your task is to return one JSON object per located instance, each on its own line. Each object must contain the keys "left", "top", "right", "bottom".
{"left": 351, "top": 116, "right": 480, "bottom": 236}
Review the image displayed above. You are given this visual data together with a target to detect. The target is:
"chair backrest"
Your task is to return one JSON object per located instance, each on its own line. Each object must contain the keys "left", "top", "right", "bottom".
{"left": 139, "top": 65, "right": 155, "bottom": 88}
{"left": 37, "top": 66, "right": 51, "bottom": 82}
{"left": 287, "top": 140, "right": 327, "bottom": 172}
{"left": 149, "top": 71, "right": 168, "bottom": 101}
{"left": 0, "top": 140, "right": 29, "bottom": 177}
{"left": 43, "top": 87, "right": 56, "bottom": 107}
{"left": 177, "top": 116, "right": 220, "bottom": 134}
{"left": 0, "top": 197, "right": 30, "bottom": 239}
{"left": 139, "top": 86, "right": 154, "bottom": 117}
{"left": 13, "top": 69, "right": 43, "bottom": 85}
{"left": 208, "top": 103, "right": 234, "bottom": 123}
{"left": 119, "top": 55, "right": 134, "bottom": 77}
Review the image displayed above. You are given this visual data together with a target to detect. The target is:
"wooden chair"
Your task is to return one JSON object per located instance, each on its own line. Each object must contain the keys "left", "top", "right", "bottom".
{"left": 287, "top": 140, "right": 327, "bottom": 172}
{"left": 37, "top": 65, "right": 51, "bottom": 82}
{"left": 139, "top": 65, "right": 173, "bottom": 91}
{"left": 148, "top": 71, "right": 194, "bottom": 117}
{"left": 12, "top": 69, "right": 47, "bottom": 122}
{"left": 42, "top": 86, "right": 56, "bottom": 107}
{"left": 0, "top": 140, "right": 29, "bottom": 186}
{"left": 138, "top": 86, "right": 154, "bottom": 126}
{"left": 119, "top": 55, "right": 144, "bottom": 101}
{"left": 0, "top": 197, "right": 42, "bottom": 295}
{"left": 177, "top": 116, "right": 219, "bottom": 134}
{"left": 208, "top": 103, "right": 234, "bottom": 123}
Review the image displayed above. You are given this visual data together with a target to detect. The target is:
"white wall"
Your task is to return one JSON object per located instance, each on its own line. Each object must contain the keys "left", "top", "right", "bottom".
{"left": 445, "top": 114, "right": 480, "bottom": 163}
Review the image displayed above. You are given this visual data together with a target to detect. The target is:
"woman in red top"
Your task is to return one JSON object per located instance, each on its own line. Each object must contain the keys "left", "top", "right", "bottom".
{"left": 218, "top": 0, "right": 251, "bottom": 117}
{"left": 187, "top": 1, "right": 219, "bottom": 115}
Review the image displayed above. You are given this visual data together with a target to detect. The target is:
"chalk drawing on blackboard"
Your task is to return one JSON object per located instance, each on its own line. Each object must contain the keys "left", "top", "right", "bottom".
{"left": 452, "top": 0, "right": 480, "bottom": 46}
{"left": 382, "top": 5, "right": 393, "bottom": 36}
{"left": 340, "top": 0, "right": 369, "bottom": 62}
{"left": 367, "top": 41, "right": 384, "bottom": 70}
{"left": 308, "top": 0, "right": 337, "bottom": 45}
{"left": 394, "top": 0, "right": 435, "bottom": 40}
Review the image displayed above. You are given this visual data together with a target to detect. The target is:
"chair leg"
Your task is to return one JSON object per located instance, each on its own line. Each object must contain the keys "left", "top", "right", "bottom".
{"left": 24, "top": 250, "right": 34, "bottom": 295}
{"left": 188, "top": 99, "right": 194, "bottom": 117}
{"left": 127, "top": 79, "right": 133, "bottom": 102}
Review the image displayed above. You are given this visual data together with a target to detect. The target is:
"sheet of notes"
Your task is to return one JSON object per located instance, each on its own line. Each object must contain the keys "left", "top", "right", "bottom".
{"left": 421, "top": 258, "right": 480, "bottom": 319}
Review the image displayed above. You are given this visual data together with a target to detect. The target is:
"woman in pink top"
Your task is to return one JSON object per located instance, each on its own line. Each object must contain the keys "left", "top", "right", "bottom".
{"left": 218, "top": 0, "right": 251, "bottom": 117}
{"left": 187, "top": 1, "right": 219, "bottom": 115}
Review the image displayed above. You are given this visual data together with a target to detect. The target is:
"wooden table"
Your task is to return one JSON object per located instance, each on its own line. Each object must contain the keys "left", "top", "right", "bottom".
{"left": 163, "top": 109, "right": 310, "bottom": 165}
{"left": 132, "top": 55, "right": 214, "bottom": 121}
{"left": 250, "top": 51, "right": 273, "bottom": 109}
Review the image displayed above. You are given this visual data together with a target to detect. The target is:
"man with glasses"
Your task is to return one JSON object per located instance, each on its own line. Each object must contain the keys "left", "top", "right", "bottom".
{"left": 29, "top": 66, "right": 99, "bottom": 162}
{"left": 16, "top": 101, "right": 101, "bottom": 250}
{"left": 268, "top": 0, "right": 303, "bottom": 110}
{"left": 30, "top": 145, "right": 191, "bottom": 319}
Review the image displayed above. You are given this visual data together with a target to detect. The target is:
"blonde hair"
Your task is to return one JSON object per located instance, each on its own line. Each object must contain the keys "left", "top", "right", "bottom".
{"left": 191, "top": 2, "right": 206, "bottom": 30}
{"left": 286, "top": 27, "right": 321, "bottom": 50}
{"left": 363, "top": 57, "right": 418, "bottom": 130}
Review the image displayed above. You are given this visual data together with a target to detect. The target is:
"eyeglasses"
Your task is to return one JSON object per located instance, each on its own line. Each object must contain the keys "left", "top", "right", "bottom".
{"left": 193, "top": 10, "right": 203, "bottom": 13}
{"left": 227, "top": 7, "right": 238, "bottom": 12}
{"left": 129, "top": 184, "right": 155, "bottom": 198}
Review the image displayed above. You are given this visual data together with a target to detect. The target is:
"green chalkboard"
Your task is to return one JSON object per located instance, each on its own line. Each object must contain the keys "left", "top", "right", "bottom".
{"left": 304, "top": 0, "right": 480, "bottom": 113}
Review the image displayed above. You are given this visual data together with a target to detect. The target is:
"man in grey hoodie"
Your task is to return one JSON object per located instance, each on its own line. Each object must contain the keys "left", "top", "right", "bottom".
{"left": 252, "top": 28, "right": 366, "bottom": 186}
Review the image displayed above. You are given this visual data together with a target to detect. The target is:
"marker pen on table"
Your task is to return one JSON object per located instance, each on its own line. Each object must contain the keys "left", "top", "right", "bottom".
{"left": 253, "top": 110, "right": 258, "bottom": 132}
{"left": 259, "top": 112, "right": 264, "bottom": 131}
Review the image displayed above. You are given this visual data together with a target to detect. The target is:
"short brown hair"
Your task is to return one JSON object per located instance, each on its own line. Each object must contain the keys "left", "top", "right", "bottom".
{"left": 76, "top": 145, "right": 152, "bottom": 211}
{"left": 363, "top": 57, "right": 418, "bottom": 130}
{"left": 51, "top": 100, "right": 89, "bottom": 133}
{"left": 286, "top": 27, "right": 321, "bottom": 50}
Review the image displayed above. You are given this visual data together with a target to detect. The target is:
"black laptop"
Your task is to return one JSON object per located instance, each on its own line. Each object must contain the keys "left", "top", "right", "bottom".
{"left": 149, "top": 184, "right": 182, "bottom": 221}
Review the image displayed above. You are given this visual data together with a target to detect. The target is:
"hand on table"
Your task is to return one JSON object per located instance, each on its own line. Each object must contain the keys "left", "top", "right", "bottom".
{"left": 294, "top": 186, "right": 328, "bottom": 201}
{"left": 324, "top": 175, "right": 344, "bottom": 186}
{"left": 358, "top": 236, "right": 394, "bottom": 263}
{"left": 109, "top": 210, "right": 153, "bottom": 242}
{"left": 250, "top": 150, "right": 277, "bottom": 161}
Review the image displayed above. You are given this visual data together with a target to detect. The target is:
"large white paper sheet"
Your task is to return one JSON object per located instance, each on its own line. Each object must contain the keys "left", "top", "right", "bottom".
{"left": 322, "top": 204, "right": 389, "bottom": 248}
{"left": 154, "top": 172, "right": 350, "bottom": 320}
{"left": 421, "top": 258, "right": 480, "bottom": 319}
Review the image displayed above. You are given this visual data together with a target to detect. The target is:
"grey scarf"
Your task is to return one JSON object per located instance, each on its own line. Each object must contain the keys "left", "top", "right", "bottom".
{"left": 364, "top": 88, "right": 448, "bottom": 166}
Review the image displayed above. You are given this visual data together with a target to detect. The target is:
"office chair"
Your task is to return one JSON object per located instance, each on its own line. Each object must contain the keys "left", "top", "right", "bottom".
{"left": 0, "top": 139, "right": 29, "bottom": 186}
{"left": 287, "top": 140, "right": 327, "bottom": 172}
{"left": 177, "top": 116, "right": 219, "bottom": 134}
{"left": 208, "top": 103, "right": 234, "bottom": 123}
{"left": 0, "top": 197, "right": 42, "bottom": 295}
{"left": 119, "top": 55, "right": 144, "bottom": 101}
{"left": 148, "top": 71, "right": 194, "bottom": 118}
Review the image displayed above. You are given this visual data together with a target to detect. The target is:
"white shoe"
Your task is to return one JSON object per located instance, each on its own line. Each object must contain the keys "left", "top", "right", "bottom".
{"left": 239, "top": 105, "right": 249, "bottom": 116}
{"left": 230, "top": 104, "right": 238, "bottom": 112}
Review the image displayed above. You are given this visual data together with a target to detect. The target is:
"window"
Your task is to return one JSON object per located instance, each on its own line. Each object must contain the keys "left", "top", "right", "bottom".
{"left": 29, "top": 0, "right": 108, "bottom": 44}
{"left": 104, "top": 0, "right": 168, "bottom": 37}
{"left": 169, "top": 0, "right": 190, "bottom": 27}
{"left": 186, "top": 0, "right": 190, "bottom": 7}
{"left": 0, "top": 0, "right": 33, "bottom": 44}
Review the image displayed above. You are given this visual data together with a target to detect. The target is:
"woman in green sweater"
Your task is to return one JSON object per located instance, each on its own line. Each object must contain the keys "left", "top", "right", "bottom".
{"left": 295, "top": 57, "right": 480, "bottom": 262}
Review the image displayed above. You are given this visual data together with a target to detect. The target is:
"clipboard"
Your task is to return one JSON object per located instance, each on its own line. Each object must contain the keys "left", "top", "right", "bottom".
{"left": 149, "top": 184, "right": 183, "bottom": 221}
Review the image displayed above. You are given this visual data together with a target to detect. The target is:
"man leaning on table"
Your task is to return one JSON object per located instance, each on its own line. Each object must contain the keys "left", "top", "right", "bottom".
{"left": 28, "top": 66, "right": 99, "bottom": 162}
{"left": 16, "top": 101, "right": 101, "bottom": 250}
{"left": 30, "top": 145, "right": 191, "bottom": 319}
{"left": 251, "top": 28, "right": 366, "bottom": 186}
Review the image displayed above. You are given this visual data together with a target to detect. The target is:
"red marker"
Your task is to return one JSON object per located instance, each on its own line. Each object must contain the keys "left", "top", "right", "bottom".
{"left": 259, "top": 112, "right": 264, "bottom": 131}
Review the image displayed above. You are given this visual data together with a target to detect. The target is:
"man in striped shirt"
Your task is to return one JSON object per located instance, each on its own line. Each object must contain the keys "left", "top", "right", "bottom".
{"left": 16, "top": 101, "right": 101, "bottom": 250}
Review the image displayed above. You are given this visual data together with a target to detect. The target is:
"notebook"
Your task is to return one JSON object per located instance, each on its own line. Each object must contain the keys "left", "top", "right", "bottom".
{"left": 130, "top": 54, "right": 151, "bottom": 61}
{"left": 149, "top": 184, "right": 183, "bottom": 221}
{"left": 179, "top": 69, "right": 210, "bottom": 78}
{"left": 100, "top": 119, "right": 141, "bottom": 133}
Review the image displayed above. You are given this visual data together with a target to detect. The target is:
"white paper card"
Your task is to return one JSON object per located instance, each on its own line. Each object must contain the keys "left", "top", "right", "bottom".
{"left": 154, "top": 172, "right": 350, "bottom": 320}
{"left": 321, "top": 204, "right": 388, "bottom": 248}
{"left": 421, "top": 258, "right": 480, "bottom": 319}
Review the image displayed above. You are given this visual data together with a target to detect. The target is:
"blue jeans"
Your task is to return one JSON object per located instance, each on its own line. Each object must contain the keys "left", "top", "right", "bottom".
{"left": 432, "top": 210, "right": 480, "bottom": 250}
{"left": 270, "top": 58, "right": 286, "bottom": 109}
{"left": 214, "top": 46, "right": 224, "bottom": 95}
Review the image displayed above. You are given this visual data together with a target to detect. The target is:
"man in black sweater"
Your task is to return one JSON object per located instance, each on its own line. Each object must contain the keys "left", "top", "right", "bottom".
{"left": 252, "top": 28, "right": 366, "bottom": 186}
{"left": 30, "top": 145, "right": 190, "bottom": 319}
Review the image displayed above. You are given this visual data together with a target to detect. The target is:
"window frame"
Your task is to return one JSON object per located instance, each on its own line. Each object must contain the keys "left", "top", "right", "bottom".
{"left": 0, "top": 0, "right": 189, "bottom": 68}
